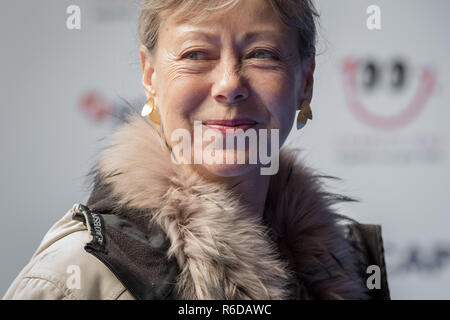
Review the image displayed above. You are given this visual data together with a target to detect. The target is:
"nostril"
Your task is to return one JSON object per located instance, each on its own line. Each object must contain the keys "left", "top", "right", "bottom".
{"left": 216, "top": 95, "right": 228, "bottom": 103}
{"left": 235, "top": 94, "right": 245, "bottom": 101}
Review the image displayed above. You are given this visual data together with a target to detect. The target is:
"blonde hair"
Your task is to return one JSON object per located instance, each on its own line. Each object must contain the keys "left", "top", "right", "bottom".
{"left": 138, "top": 0, "right": 319, "bottom": 60}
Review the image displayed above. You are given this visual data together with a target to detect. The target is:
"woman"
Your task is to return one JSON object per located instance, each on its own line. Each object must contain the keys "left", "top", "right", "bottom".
{"left": 3, "top": 0, "right": 389, "bottom": 300}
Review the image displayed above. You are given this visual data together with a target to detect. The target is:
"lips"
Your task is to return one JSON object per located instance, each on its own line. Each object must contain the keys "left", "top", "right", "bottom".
{"left": 202, "top": 118, "right": 258, "bottom": 134}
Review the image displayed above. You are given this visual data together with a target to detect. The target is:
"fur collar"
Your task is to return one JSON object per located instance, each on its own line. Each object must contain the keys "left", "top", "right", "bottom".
{"left": 86, "top": 111, "right": 369, "bottom": 300}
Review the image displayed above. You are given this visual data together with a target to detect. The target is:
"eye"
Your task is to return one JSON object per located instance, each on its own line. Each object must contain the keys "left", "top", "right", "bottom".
{"left": 249, "top": 49, "right": 278, "bottom": 60}
{"left": 182, "top": 51, "right": 207, "bottom": 60}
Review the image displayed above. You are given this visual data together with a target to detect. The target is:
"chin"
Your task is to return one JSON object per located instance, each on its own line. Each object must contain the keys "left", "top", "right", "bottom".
{"left": 201, "top": 162, "right": 259, "bottom": 178}
{"left": 199, "top": 149, "right": 258, "bottom": 178}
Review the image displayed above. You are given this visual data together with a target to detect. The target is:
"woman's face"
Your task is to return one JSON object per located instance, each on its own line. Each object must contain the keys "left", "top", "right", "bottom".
{"left": 140, "top": 0, "right": 314, "bottom": 179}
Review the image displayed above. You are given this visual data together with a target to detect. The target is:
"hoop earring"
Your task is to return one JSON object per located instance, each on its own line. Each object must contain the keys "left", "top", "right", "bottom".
{"left": 141, "top": 97, "right": 161, "bottom": 125}
{"left": 296, "top": 102, "right": 313, "bottom": 130}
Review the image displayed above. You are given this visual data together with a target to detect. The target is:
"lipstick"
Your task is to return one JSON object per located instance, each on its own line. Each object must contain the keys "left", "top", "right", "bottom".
{"left": 203, "top": 118, "right": 258, "bottom": 134}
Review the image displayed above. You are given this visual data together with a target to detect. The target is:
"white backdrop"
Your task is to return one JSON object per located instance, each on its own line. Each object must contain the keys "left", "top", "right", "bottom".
{"left": 1, "top": 0, "right": 449, "bottom": 299}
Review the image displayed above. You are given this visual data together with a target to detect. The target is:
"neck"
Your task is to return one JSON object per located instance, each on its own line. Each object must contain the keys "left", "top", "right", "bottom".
{"left": 229, "top": 169, "right": 271, "bottom": 223}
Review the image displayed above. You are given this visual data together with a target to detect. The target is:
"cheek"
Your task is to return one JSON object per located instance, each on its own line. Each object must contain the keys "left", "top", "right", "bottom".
{"left": 158, "top": 66, "right": 206, "bottom": 120}
{"left": 158, "top": 76, "right": 209, "bottom": 145}
{"left": 157, "top": 60, "right": 206, "bottom": 120}
{"left": 251, "top": 72, "right": 297, "bottom": 136}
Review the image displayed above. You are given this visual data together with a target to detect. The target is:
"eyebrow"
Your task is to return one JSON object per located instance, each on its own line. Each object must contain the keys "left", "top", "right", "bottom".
{"left": 175, "top": 29, "right": 285, "bottom": 45}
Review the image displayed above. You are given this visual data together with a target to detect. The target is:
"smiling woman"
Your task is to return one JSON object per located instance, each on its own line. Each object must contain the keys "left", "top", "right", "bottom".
{"left": 3, "top": 0, "right": 390, "bottom": 300}
{"left": 138, "top": 0, "right": 314, "bottom": 183}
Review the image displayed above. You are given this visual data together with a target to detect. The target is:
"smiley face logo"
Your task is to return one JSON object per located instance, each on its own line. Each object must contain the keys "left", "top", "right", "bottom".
{"left": 342, "top": 57, "right": 436, "bottom": 130}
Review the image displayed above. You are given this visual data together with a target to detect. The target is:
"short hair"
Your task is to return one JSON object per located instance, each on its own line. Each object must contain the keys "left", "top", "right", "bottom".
{"left": 138, "top": 0, "right": 319, "bottom": 60}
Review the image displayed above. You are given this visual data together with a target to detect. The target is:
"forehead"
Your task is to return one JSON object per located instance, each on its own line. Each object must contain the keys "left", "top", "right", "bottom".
{"left": 158, "top": 0, "right": 295, "bottom": 43}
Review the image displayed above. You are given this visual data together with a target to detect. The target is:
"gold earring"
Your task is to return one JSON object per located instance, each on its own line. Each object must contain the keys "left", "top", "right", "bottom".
{"left": 141, "top": 97, "right": 161, "bottom": 125}
{"left": 296, "top": 102, "right": 313, "bottom": 130}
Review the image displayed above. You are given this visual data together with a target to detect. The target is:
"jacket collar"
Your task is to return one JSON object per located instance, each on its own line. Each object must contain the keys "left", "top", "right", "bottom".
{"left": 86, "top": 111, "right": 368, "bottom": 299}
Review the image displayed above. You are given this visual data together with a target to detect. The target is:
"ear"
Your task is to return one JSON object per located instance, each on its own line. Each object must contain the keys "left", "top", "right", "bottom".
{"left": 298, "top": 55, "right": 315, "bottom": 106}
{"left": 139, "top": 44, "right": 156, "bottom": 99}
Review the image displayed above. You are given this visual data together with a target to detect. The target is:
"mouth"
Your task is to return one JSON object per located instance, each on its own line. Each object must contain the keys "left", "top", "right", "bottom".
{"left": 202, "top": 118, "right": 258, "bottom": 134}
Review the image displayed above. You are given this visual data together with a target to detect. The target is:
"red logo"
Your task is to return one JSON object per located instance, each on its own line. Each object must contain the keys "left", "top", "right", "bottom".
{"left": 79, "top": 91, "right": 114, "bottom": 122}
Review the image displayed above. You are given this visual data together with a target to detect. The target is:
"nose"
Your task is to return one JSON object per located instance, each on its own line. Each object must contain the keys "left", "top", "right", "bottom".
{"left": 211, "top": 56, "right": 249, "bottom": 105}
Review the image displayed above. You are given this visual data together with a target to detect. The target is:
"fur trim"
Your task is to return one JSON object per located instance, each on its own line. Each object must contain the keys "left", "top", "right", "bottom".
{"left": 87, "top": 111, "right": 369, "bottom": 300}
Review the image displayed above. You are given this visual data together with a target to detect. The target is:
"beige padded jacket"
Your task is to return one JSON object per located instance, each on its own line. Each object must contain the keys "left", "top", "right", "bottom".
{"left": 2, "top": 207, "right": 135, "bottom": 300}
